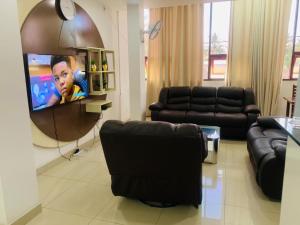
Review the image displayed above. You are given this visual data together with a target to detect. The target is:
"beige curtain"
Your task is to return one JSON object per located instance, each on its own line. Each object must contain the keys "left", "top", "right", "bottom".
{"left": 147, "top": 4, "right": 203, "bottom": 109}
{"left": 226, "top": 0, "right": 292, "bottom": 116}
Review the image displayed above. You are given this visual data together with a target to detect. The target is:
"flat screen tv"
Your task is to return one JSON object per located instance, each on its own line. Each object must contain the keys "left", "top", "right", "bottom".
{"left": 24, "top": 54, "right": 88, "bottom": 111}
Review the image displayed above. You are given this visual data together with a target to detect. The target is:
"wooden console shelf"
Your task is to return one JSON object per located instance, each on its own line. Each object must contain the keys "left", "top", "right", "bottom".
{"left": 86, "top": 100, "right": 112, "bottom": 113}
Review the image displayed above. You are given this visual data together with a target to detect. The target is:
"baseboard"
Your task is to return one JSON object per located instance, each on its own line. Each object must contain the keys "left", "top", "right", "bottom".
{"left": 37, "top": 138, "right": 100, "bottom": 175}
{"left": 10, "top": 204, "right": 42, "bottom": 225}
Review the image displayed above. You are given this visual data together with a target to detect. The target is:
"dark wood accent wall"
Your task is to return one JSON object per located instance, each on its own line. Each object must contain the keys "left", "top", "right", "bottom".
{"left": 21, "top": 0, "right": 105, "bottom": 142}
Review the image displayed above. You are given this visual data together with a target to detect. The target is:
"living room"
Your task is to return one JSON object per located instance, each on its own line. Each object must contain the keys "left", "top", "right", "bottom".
{"left": 0, "top": 0, "right": 299, "bottom": 225}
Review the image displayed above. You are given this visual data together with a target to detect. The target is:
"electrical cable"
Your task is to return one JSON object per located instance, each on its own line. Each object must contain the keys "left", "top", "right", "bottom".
{"left": 52, "top": 108, "right": 71, "bottom": 161}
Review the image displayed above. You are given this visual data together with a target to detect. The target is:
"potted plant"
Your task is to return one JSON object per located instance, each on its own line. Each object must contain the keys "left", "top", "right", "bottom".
{"left": 102, "top": 59, "right": 108, "bottom": 71}
{"left": 91, "top": 60, "right": 97, "bottom": 72}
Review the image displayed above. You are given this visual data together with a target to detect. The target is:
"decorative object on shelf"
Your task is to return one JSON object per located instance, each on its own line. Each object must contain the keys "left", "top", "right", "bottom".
{"left": 102, "top": 59, "right": 108, "bottom": 71}
{"left": 91, "top": 60, "right": 97, "bottom": 72}
{"left": 84, "top": 47, "right": 115, "bottom": 95}
{"left": 55, "top": 0, "right": 76, "bottom": 21}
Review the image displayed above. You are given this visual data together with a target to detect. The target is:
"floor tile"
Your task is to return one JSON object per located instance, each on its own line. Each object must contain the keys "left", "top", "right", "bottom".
{"left": 41, "top": 158, "right": 83, "bottom": 178}
{"left": 157, "top": 204, "right": 224, "bottom": 225}
{"left": 224, "top": 205, "right": 280, "bottom": 225}
{"left": 30, "top": 139, "right": 281, "bottom": 225}
{"left": 203, "top": 164, "right": 226, "bottom": 205}
{"left": 61, "top": 161, "right": 110, "bottom": 185}
{"left": 45, "top": 182, "right": 113, "bottom": 218}
{"left": 37, "top": 175, "right": 79, "bottom": 205}
{"left": 95, "top": 197, "right": 161, "bottom": 225}
{"left": 26, "top": 208, "right": 90, "bottom": 225}
{"left": 89, "top": 219, "right": 120, "bottom": 225}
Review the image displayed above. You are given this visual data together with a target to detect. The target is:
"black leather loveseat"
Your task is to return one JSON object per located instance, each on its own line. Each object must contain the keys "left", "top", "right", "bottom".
{"left": 247, "top": 117, "right": 287, "bottom": 200}
{"left": 100, "top": 120, "right": 208, "bottom": 207}
{"left": 149, "top": 86, "right": 260, "bottom": 139}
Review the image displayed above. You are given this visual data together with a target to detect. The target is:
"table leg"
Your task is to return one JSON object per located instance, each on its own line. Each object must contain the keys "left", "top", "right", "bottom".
{"left": 286, "top": 102, "right": 291, "bottom": 117}
{"left": 291, "top": 103, "right": 295, "bottom": 118}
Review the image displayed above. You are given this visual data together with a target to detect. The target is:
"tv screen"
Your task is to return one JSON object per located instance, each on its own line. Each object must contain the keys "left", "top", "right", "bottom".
{"left": 24, "top": 54, "right": 88, "bottom": 111}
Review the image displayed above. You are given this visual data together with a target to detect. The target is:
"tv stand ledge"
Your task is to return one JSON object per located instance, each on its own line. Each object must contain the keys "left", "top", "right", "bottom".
{"left": 86, "top": 100, "right": 112, "bottom": 113}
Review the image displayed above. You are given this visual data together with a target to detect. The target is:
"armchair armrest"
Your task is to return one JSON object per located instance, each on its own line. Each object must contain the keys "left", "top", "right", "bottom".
{"left": 244, "top": 104, "right": 260, "bottom": 114}
{"left": 274, "top": 144, "right": 286, "bottom": 162}
{"left": 257, "top": 117, "right": 281, "bottom": 129}
{"left": 149, "top": 102, "right": 164, "bottom": 111}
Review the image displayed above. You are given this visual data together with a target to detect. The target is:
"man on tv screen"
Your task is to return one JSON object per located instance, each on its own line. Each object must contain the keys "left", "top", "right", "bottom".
{"left": 49, "top": 56, "right": 86, "bottom": 104}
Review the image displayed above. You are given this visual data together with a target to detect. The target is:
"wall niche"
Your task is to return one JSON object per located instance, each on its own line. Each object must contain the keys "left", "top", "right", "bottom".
{"left": 21, "top": 0, "right": 105, "bottom": 142}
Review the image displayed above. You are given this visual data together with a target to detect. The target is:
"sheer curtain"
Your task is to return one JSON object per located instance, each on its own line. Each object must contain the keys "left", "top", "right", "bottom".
{"left": 226, "top": 0, "right": 292, "bottom": 115}
{"left": 146, "top": 4, "right": 203, "bottom": 110}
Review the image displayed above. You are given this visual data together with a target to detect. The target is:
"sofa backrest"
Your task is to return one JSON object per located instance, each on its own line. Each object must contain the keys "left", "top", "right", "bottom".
{"left": 157, "top": 86, "right": 255, "bottom": 113}
{"left": 244, "top": 88, "right": 256, "bottom": 105}
{"left": 100, "top": 120, "right": 207, "bottom": 176}
{"left": 191, "top": 87, "right": 217, "bottom": 112}
{"left": 165, "top": 87, "right": 191, "bottom": 111}
{"left": 216, "top": 87, "right": 244, "bottom": 113}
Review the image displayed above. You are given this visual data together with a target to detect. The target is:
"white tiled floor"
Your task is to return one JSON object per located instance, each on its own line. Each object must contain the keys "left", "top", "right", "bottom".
{"left": 27, "top": 140, "right": 281, "bottom": 225}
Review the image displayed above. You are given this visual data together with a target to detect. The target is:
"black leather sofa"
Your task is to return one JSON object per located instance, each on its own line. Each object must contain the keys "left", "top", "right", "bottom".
{"left": 149, "top": 86, "right": 260, "bottom": 139}
{"left": 100, "top": 120, "right": 208, "bottom": 207}
{"left": 247, "top": 117, "right": 287, "bottom": 200}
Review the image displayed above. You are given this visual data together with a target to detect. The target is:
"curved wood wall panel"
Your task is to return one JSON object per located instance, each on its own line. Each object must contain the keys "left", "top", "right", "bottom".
{"left": 21, "top": 0, "right": 105, "bottom": 142}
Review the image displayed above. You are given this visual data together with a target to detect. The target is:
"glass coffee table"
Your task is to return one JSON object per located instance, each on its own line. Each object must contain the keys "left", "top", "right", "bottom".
{"left": 199, "top": 125, "right": 220, "bottom": 164}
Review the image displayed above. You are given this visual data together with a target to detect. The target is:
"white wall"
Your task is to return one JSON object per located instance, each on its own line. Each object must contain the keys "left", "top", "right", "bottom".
{"left": 0, "top": 0, "right": 39, "bottom": 224}
{"left": 118, "top": 9, "right": 131, "bottom": 121}
{"left": 127, "top": 2, "right": 146, "bottom": 120}
{"left": 17, "top": 0, "right": 131, "bottom": 169}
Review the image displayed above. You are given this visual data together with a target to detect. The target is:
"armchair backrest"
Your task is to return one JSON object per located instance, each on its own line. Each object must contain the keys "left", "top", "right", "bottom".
{"left": 99, "top": 120, "right": 208, "bottom": 206}
{"left": 100, "top": 120, "right": 207, "bottom": 176}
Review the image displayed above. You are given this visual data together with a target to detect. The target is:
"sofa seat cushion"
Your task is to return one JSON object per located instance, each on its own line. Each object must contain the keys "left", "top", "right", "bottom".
{"left": 159, "top": 110, "right": 186, "bottom": 123}
{"left": 250, "top": 138, "right": 274, "bottom": 169}
{"left": 186, "top": 111, "right": 215, "bottom": 125}
{"left": 215, "top": 113, "right": 247, "bottom": 128}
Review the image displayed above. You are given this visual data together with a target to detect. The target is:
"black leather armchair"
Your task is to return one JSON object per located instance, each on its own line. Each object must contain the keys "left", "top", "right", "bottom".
{"left": 100, "top": 120, "right": 208, "bottom": 207}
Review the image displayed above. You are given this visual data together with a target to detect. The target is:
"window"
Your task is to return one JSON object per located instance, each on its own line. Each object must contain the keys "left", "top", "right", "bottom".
{"left": 283, "top": 0, "right": 300, "bottom": 80}
{"left": 203, "top": 1, "right": 231, "bottom": 80}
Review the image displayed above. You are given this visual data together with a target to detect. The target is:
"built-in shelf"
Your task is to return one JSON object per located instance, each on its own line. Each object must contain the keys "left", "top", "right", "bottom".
{"left": 85, "top": 100, "right": 112, "bottom": 113}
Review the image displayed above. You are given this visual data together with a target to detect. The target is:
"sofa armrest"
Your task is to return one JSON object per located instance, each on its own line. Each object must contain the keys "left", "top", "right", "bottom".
{"left": 149, "top": 102, "right": 164, "bottom": 111}
{"left": 202, "top": 133, "right": 208, "bottom": 161}
{"left": 257, "top": 117, "right": 281, "bottom": 129}
{"left": 244, "top": 104, "right": 260, "bottom": 114}
{"left": 274, "top": 145, "right": 286, "bottom": 162}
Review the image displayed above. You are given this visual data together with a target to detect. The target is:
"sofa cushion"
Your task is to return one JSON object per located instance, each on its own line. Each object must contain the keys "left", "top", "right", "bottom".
{"left": 216, "top": 87, "right": 244, "bottom": 113}
{"left": 186, "top": 111, "right": 215, "bottom": 125}
{"left": 190, "top": 87, "right": 216, "bottom": 112}
{"left": 166, "top": 87, "right": 191, "bottom": 111}
{"left": 159, "top": 110, "right": 186, "bottom": 123}
{"left": 215, "top": 113, "right": 247, "bottom": 128}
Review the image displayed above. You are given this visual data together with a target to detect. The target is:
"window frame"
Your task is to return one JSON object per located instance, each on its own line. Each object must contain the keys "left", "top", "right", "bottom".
{"left": 204, "top": 2, "right": 229, "bottom": 81}
{"left": 285, "top": 0, "right": 300, "bottom": 80}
